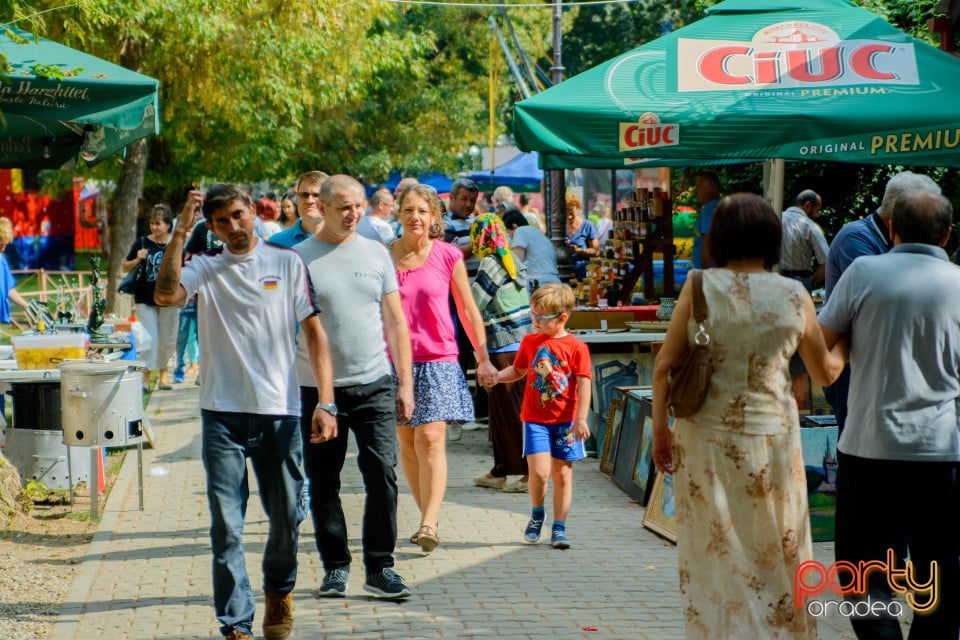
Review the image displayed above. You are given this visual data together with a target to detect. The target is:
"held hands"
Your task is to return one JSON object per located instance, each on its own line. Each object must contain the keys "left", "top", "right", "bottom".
{"left": 476, "top": 360, "right": 499, "bottom": 389}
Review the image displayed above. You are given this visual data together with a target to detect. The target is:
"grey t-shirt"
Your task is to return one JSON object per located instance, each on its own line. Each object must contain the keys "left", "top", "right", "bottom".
{"left": 819, "top": 243, "right": 960, "bottom": 462}
{"left": 294, "top": 234, "right": 399, "bottom": 388}
{"left": 511, "top": 226, "right": 560, "bottom": 286}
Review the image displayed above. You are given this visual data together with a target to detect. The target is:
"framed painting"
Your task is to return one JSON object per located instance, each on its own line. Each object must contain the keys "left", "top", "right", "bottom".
{"left": 611, "top": 388, "right": 651, "bottom": 494}
{"left": 630, "top": 397, "right": 656, "bottom": 506}
{"left": 599, "top": 396, "right": 625, "bottom": 475}
{"left": 799, "top": 418, "right": 839, "bottom": 542}
{"left": 642, "top": 470, "right": 677, "bottom": 543}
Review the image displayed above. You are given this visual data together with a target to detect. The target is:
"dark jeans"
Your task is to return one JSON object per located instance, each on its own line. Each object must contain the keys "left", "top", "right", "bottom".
{"left": 201, "top": 410, "right": 305, "bottom": 637}
{"left": 823, "top": 364, "right": 850, "bottom": 439}
{"left": 835, "top": 451, "right": 960, "bottom": 640}
{"left": 299, "top": 376, "right": 399, "bottom": 574}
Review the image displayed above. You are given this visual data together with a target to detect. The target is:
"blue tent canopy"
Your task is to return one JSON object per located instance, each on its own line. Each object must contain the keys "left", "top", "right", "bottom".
{"left": 382, "top": 170, "right": 453, "bottom": 195}
{"left": 467, "top": 152, "right": 543, "bottom": 193}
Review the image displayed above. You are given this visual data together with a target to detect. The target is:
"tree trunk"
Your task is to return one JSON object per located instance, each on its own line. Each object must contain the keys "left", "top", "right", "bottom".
{"left": 106, "top": 138, "right": 147, "bottom": 318}
{"left": 107, "top": 36, "right": 148, "bottom": 319}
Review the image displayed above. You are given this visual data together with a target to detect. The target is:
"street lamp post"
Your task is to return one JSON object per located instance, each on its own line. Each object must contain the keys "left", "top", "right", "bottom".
{"left": 546, "top": 0, "right": 571, "bottom": 279}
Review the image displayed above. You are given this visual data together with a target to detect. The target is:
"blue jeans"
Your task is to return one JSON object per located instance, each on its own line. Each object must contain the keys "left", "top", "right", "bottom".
{"left": 201, "top": 410, "right": 305, "bottom": 636}
{"left": 299, "top": 376, "right": 399, "bottom": 573}
{"left": 175, "top": 307, "right": 198, "bottom": 371}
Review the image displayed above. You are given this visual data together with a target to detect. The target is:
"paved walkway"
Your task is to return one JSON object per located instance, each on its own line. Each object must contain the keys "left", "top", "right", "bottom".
{"left": 47, "top": 383, "right": 858, "bottom": 640}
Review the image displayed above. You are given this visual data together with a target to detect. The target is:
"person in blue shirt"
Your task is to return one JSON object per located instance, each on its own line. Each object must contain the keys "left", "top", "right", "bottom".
{"left": 268, "top": 171, "right": 329, "bottom": 249}
{"left": 692, "top": 171, "right": 721, "bottom": 269}
{"left": 0, "top": 218, "right": 30, "bottom": 324}
{"left": 822, "top": 170, "right": 941, "bottom": 438}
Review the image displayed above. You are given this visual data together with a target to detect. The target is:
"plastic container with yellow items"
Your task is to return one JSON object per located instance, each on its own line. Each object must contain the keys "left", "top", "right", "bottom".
{"left": 12, "top": 333, "right": 88, "bottom": 370}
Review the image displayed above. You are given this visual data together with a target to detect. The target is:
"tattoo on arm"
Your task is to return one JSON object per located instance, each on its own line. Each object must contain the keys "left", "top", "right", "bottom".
{"left": 155, "top": 236, "right": 185, "bottom": 297}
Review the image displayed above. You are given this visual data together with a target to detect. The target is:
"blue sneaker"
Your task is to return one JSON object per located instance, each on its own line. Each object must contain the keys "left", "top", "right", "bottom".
{"left": 318, "top": 567, "right": 349, "bottom": 597}
{"left": 551, "top": 529, "right": 570, "bottom": 550}
{"left": 173, "top": 368, "right": 185, "bottom": 384}
{"left": 523, "top": 517, "right": 544, "bottom": 544}
{"left": 363, "top": 568, "right": 412, "bottom": 599}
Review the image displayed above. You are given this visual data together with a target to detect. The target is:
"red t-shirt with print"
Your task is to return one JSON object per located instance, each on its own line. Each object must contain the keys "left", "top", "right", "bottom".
{"left": 513, "top": 332, "right": 592, "bottom": 424}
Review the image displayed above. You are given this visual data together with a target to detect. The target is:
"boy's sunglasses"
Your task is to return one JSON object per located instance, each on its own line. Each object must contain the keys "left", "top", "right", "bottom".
{"left": 530, "top": 312, "right": 561, "bottom": 322}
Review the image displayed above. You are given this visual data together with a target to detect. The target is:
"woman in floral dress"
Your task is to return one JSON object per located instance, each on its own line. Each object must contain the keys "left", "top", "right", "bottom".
{"left": 651, "top": 193, "right": 846, "bottom": 639}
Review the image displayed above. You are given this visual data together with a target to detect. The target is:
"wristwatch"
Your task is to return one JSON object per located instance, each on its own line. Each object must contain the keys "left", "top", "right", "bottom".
{"left": 315, "top": 402, "right": 338, "bottom": 416}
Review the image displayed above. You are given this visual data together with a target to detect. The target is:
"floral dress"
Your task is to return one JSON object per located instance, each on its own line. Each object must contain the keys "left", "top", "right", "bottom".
{"left": 672, "top": 269, "right": 817, "bottom": 639}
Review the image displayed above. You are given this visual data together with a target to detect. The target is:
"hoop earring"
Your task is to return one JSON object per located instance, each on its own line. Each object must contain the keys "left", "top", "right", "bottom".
{"left": 429, "top": 221, "right": 441, "bottom": 236}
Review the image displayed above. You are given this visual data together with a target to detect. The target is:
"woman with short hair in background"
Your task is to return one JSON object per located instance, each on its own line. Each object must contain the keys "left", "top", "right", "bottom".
{"left": 122, "top": 204, "right": 179, "bottom": 392}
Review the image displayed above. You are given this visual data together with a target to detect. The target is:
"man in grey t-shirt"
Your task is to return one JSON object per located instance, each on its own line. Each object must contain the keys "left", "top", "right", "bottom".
{"left": 819, "top": 190, "right": 960, "bottom": 639}
{"left": 293, "top": 175, "right": 415, "bottom": 600}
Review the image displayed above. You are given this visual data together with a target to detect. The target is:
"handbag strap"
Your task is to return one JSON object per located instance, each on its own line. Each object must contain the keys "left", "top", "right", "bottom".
{"left": 690, "top": 269, "right": 707, "bottom": 323}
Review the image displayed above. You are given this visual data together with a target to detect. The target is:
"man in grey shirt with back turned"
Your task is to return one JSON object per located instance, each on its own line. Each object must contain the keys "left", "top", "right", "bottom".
{"left": 819, "top": 189, "right": 960, "bottom": 640}
{"left": 293, "top": 174, "right": 415, "bottom": 600}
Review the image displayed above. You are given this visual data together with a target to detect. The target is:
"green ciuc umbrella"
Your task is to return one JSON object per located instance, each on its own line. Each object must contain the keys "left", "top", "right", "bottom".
{"left": 0, "top": 25, "right": 159, "bottom": 169}
{"left": 514, "top": 0, "right": 960, "bottom": 168}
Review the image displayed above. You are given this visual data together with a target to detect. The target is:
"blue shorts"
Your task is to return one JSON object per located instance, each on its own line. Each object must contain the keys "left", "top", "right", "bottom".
{"left": 523, "top": 421, "right": 586, "bottom": 461}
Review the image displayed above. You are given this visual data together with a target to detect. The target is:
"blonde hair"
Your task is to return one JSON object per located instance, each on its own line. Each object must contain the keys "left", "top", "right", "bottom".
{"left": 565, "top": 193, "right": 582, "bottom": 218}
{"left": 0, "top": 217, "right": 12, "bottom": 245}
{"left": 530, "top": 283, "right": 575, "bottom": 316}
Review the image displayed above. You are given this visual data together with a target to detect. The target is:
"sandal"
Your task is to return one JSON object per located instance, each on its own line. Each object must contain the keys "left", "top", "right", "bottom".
{"left": 409, "top": 530, "right": 420, "bottom": 545}
{"left": 416, "top": 524, "right": 439, "bottom": 553}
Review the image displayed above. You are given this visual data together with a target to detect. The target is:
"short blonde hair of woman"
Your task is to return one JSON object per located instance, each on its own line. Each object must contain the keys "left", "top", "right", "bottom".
{"left": 0, "top": 217, "right": 12, "bottom": 245}
{"left": 565, "top": 193, "right": 582, "bottom": 217}
{"left": 530, "top": 282, "right": 575, "bottom": 316}
{"left": 399, "top": 183, "right": 445, "bottom": 239}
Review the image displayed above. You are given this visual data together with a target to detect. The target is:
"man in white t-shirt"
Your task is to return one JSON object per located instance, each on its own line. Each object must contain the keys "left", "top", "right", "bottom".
{"left": 294, "top": 175, "right": 414, "bottom": 599}
{"left": 155, "top": 183, "right": 336, "bottom": 640}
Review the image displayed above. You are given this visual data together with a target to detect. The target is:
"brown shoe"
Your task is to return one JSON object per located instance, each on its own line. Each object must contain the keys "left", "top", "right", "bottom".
{"left": 225, "top": 630, "right": 253, "bottom": 640}
{"left": 263, "top": 591, "right": 293, "bottom": 640}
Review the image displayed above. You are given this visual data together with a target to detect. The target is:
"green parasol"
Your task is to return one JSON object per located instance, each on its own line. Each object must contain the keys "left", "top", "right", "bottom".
{"left": 0, "top": 25, "right": 159, "bottom": 169}
{"left": 514, "top": 0, "right": 960, "bottom": 168}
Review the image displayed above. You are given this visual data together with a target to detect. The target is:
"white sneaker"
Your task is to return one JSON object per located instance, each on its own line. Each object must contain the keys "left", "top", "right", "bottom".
{"left": 502, "top": 478, "right": 529, "bottom": 493}
{"left": 447, "top": 423, "right": 463, "bottom": 442}
{"left": 462, "top": 421, "right": 486, "bottom": 431}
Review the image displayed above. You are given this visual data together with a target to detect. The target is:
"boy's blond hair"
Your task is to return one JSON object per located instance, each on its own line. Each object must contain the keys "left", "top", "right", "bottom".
{"left": 530, "top": 283, "right": 575, "bottom": 316}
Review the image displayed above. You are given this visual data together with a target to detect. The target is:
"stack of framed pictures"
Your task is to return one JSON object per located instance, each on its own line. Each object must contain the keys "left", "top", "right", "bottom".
{"left": 599, "top": 385, "right": 677, "bottom": 543}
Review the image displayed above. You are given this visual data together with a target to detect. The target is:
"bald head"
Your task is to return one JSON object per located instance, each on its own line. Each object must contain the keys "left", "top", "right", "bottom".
{"left": 320, "top": 174, "right": 364, "bottom": 203}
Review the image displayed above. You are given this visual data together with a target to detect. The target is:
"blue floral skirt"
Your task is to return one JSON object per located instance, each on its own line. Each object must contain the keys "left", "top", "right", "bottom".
{"left": 393, "top": 360, "right": 475, "bottom": 427}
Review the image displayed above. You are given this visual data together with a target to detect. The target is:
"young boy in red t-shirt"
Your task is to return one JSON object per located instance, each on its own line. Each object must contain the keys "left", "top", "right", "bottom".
{"left": 492, "top": 283, "right": 592, "bottom": 549}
